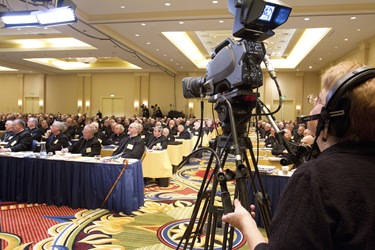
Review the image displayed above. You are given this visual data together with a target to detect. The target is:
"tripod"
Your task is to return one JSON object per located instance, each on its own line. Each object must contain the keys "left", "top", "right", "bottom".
{"left": 176, "top": 96, "right": 272, "bottom": 249}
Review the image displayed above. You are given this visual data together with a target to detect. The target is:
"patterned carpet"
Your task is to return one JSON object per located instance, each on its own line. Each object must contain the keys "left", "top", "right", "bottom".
{"left": 0, "top": 157, "right": 250, "bottom": 250}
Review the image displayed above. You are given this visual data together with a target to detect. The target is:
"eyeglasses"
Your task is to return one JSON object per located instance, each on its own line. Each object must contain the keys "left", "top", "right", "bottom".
{"left": 307, "top": 94, "right": 321, "bottom": 106}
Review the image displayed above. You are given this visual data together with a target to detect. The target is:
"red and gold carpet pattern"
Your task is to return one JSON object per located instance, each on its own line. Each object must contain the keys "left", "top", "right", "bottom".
{"left": 0, "top": 157, "right": 246, "bottom": 249}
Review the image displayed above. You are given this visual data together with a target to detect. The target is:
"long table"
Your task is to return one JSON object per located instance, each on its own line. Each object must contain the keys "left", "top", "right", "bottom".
{"left": 0, "top": 155, "right": 144, "bottom": 214}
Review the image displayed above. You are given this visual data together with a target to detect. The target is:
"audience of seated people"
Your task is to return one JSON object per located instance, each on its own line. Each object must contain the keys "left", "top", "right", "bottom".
{"left": 0, "top": 112, "right": 316, "bottom": 164}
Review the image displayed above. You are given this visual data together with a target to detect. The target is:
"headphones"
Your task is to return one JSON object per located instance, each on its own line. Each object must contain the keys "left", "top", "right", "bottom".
{"left": 317, "top": 66, "right": 375, "bottom": 138}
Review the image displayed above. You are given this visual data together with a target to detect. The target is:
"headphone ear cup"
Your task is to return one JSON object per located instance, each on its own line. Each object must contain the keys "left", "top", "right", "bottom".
{"left": 328, "top": 97, "right": 351, "bottom": 137}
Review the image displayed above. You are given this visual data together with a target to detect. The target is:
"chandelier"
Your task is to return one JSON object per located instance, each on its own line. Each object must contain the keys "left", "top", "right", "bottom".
{"left": 76, "top": 57, "right": 97, "bottom": 64}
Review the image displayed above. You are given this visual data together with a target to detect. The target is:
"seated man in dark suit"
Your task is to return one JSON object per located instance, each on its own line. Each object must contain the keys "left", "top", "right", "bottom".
{"left": 146, "top": 126, "right": 168, "bottom": 150}
{"left": 162, "top": 127, "right": 176, "bottom": 143}
{"left": 62, "top": 124, "right": 101, "bottom": 157}
{"left": 176, "top": 124, "right": 191, "bottom": 139}
{"left": 0, "top": 120, "right": 15, "bottom": 143}
{"left": 112, "top": 122, "right": 145, "bottom": 159}
{"left": 0, "top": 119, "right": 33, "bottom": 152}
{"left": 44, "top": 121, "right": 70, "bottom": 153}
{"left": 91, "top": 121, "right": 107, "bottom": 145}
{"left": 26, "top": 117, "right": 44, "bottom": 142}
{"left": 105, "top": 124, "right": 127, "bottom": 146}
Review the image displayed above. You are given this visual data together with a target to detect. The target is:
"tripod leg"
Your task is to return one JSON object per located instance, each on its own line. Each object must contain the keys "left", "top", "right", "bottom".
{"left": 243, "top": 137, "right": 272, "bottom": 237}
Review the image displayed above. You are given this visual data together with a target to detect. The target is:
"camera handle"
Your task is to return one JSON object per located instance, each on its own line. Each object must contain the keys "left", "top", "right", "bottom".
{"left": 257, "top": 100, "right": 305, "bottom": 168}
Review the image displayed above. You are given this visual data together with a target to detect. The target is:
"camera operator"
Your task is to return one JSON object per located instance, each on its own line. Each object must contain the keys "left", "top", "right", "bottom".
{"left": 222, "top": 61, "right": 375, "bottom": 249}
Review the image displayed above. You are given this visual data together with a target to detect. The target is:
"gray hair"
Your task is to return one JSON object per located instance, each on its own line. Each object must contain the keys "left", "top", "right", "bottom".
{"left": 85, "top": 124, "right": 96, "bottom": 134}
{"left": 154, "top": 126, "right": 163, "bottom": 133}
{"left": 14, "top": 119, "right": 26, "bottom": 129}
{"left": 53, "top": 121, "right": 66, "bottom": 133}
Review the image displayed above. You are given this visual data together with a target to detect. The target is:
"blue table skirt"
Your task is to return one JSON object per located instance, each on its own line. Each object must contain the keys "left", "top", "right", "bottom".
{"left": 0, "top": 156, "right": 144, "bottom": 214}
{"left": 248, "top": 173, "right": 290, "bottom": 227}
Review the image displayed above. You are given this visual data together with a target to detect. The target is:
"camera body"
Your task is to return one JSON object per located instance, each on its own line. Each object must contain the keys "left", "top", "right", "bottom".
{"left": 182, "top": 0, "right": 291, "bottom": 99}
{"left": 182, "top": 39, "right": 265, "bottom": 99}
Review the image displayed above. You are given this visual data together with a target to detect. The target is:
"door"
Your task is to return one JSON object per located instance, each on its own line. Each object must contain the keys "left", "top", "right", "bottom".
{"left": 24, "top": 97, "right": 40, "bottom": 114}
{"left": 101, "top": 98, "right": 124, "bottom": 117}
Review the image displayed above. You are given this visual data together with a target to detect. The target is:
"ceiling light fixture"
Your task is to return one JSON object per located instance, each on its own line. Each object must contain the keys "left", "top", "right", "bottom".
{"left": 0, "top": 6, "right": 77, "bottom": 28}
{"left": 76, "top": 57, "right": 97, "bottom": 64}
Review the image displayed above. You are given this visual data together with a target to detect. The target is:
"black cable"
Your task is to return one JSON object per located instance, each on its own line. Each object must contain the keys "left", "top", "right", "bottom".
{"left": 69, "top": 18, "right": 177, "bottom": 78}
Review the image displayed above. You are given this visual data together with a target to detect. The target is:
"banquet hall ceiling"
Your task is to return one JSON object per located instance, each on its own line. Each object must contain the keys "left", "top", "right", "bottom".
{"left": 0, "top": 0, "right": 374, "bottom": 75}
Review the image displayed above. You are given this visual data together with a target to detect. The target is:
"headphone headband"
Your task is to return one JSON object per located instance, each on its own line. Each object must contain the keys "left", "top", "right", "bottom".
{"left": 325, "top": 66, "right": 375, "bottom": 112}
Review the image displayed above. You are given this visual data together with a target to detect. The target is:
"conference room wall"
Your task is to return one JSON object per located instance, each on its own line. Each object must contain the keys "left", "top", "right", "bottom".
{"left": 0, "top": 70, "right": 320, "bottom": 120}
{"left": 43, "top": 72, "right": 187, "bottom": 117}
{"left": 0, "top": 74, "right": 23, "bottom": 114}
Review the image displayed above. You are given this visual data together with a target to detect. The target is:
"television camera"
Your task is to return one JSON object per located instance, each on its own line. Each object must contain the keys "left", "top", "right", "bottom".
{"left": 182, "top": 0, "right": 291, "bottom": 134}
{"left": 177, "top": 0, "right": 292, "bottom": 249}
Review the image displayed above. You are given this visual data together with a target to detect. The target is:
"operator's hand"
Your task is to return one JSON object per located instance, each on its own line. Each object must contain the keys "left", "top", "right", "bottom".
{"left": 222, "top": 199, "right": 256, "bottom": 231}
{"left": 222, "top": 199, "right": 267, "bottom": 249}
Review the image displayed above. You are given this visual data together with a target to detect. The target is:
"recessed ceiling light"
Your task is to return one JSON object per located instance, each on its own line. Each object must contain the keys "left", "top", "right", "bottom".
{"left": 219, "top": 20, "right": 224, "bottom": 23}
{"left": 146, "top": 42, "right": 151, "bottom": 45}
{"left": 309, "top": 66, "right": 312, "bottom": 69}
{"left": 344, "top": 38, "right": 348, "bottom": 41}
{"left": 120, "top": 5, "right": 125, "bottom": 9}
{"left": 135, "top": 34, "right": 140, "bottom": 37}
{"left": 212, "top": 0, "right": 219, "bottom": 3}
{"left": 304, "top": 18, "right": 310, "bottom": 21}
{"left": 141, "top": 23, "right": 146, "bottom": 26}
{"left": 357, "top": 29, "right": 361, "bottom": 32}
{"left": 350, "top": 17, "right": 356, "bottom": 20}
{"left": 179, "top": 21, "right": 184, "bottom": 24}
{"left": 165, "top": 3, "right": 171, "bottom": 6}
{"left": 156, "top": 48, "right": 160, "bottom": 51}
{"left": 319, "top": 58, "right": 323, "bottom": 60}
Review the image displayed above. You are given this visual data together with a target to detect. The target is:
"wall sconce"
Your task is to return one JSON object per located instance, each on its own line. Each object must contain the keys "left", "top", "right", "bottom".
{"left": 39, "top": 100, "right": 44, "bottom": 111}
{"left": 143, "top": 101, "right": 148, "bottom": 108}
{"left": 85, "top": 101, "right": 90, "bottom": 111}
{"left": 188, "top": 102, "right": 194, "bottom": 114}
{"left": 18, "top": 99, "right": 22, "bottom": 110}
{"left": 77, "top": 100, "right": 82, "bottom": 112}
{"left": 296, "top": 105, "right": 301, "bottom": 116}
{"left": 110, "top": 93, "right": 115, "bottom": 97}
{"left": 134, "top": 101, "right": 139, "bottom": 113}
